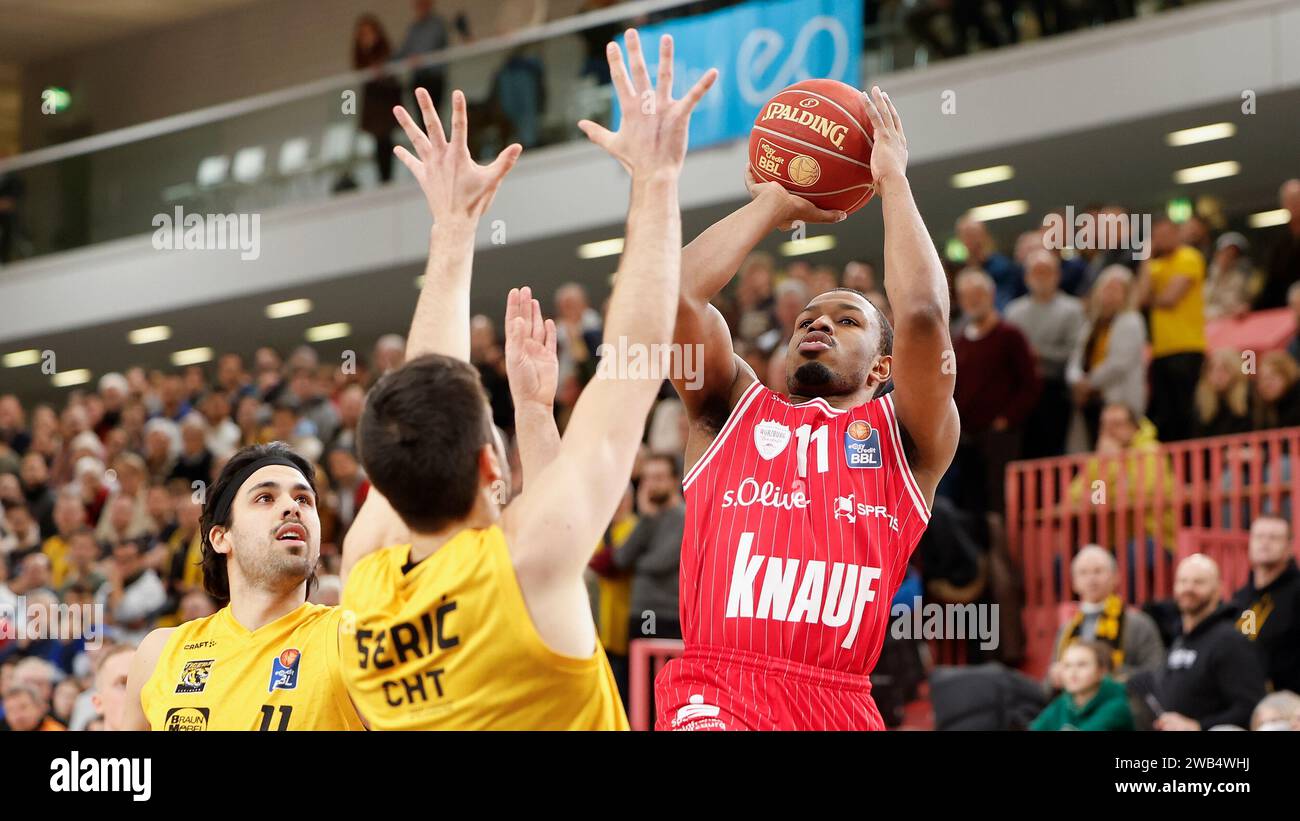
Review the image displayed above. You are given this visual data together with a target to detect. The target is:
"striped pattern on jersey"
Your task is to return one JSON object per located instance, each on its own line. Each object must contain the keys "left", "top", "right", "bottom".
{"left": 677, "top": 380, "right": 930, "bottom": 676}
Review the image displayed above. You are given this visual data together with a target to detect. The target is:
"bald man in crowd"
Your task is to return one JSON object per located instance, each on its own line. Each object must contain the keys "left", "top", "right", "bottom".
{"left": 1130, "top": 554, "right": 1266, "bottom": 730}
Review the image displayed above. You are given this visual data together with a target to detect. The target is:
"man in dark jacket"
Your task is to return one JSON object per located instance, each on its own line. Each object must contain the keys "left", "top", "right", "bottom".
{"left": 613, "top": 453, "right": 684, "bottom": 644}
{"left": 1231, "top": 515, "right": 1300, "bottom": 693}
{"left": 1131, "top": 554, "right": 1266, "bottom": 730}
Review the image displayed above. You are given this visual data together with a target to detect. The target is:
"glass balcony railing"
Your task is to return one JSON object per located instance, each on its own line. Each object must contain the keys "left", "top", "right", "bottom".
{"left": 0, "top": 0, "right": 1218, "bottom": 265}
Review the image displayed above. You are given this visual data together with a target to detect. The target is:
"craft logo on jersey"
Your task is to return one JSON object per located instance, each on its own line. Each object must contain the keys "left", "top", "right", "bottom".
{"left": 753, "top": 419, "right": 791, "bottom": 460}
{"left": 269, "top": 648, "right": 301, "bottom": 692}
{"left": 843, "top": 420, "right": 881, "bottom": 469}
{"left": 174, "top": 659, "right": 214, "bottom": 694}
{"left": 163, "top": 706, "right": 209, "bottom": 731}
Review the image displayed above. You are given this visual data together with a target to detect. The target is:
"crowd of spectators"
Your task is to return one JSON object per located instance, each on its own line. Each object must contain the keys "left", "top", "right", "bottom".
{"left": 4, "top": 169, "right": 1299, "bottom": 730}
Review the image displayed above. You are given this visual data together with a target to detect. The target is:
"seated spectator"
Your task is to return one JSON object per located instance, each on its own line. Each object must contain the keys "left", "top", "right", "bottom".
{"left": 1, "top": 498, "right": 41, "bottom": 571}
{"left": 956, "top": 215, "right": 1023, "bottom": 310}
{"left": 1231, "top": 515, "right": 1300, "bottom": 693}
{"left": 1005, "top": 250, "right": 1085, "bottom": 457}
{"left": 1047, "top": 546, "right": 1164, "bottom": 688}
{"left": 755, "top": 278, "right": 808, "bottom": 354}
{"left": 1031, "top": 641, "right": 1134, "bottom": 731}
{"left": 1066, "top": 265, "right": 1147, "bottom": 449}
{"left": 1192, "top": 348, "right": 1253, "bottom": 438}
{"left": 325, "top": 446, "right": 369, "bottom": 540}
{"left": 1251, "top": 350, "right": 1300, "bottom": 431}
{"left": 1204, "top": 232, "right": 1257, "bottom": 320}
{"left": 1139, "top": 217, "right": 1207, "bottom": 443}
{"left": 1251, "top": 179, "right": 1300, "bottom": 310}
{"left": 89, "top": 643, "right": 134, "bottom": 731}
{"left": 19, "top": 452, "right": 56, "bottom": 539}
{"left": 733, "top": 253, "right": 778, "bottom": 346}
{"left": 40, "top": 490, "right": 85, "bottom": 588}
{"left": 554, "top": 282, "right": 604, "bottom": 389}
{"left": 1129, "top": 554, "right": 1267, "bottom": 731}
{"left": 1250, "top": 690, "right": 1300, "bottom": 731}
{"left": 1068, "top": 404, "right": 1176, "bottom": 568}
{"left": 611, "top": 453, "right": 684, "bottom": 645}
{"left": 56, "top": 529, "right": 105, "bottom": 600}
{"left": 1, "top": 684, "right": 64, "bottom": 731}
{"left": 196, "top": 391, "right": 239, "bottom": 459}
{"left": 168, "top": 414, "right": 214, "bottom": 488}
{"left": 95, "top": 538, "right": 167, "bottom": 647}
{"left": 841, "top": 260, "right": 877, "bottom": 294}
{"left": 951, "top": 269, "right": 1040, "bottom": 516}
{"left": 1287, "top": 282, "right": 1300, "bottom": 363}
{"left": 141, "top": 418, "right": 179, "bottom": 482}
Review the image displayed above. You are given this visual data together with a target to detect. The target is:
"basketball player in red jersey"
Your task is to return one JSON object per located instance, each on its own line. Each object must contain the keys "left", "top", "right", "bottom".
{"left": 656, "top": 87, "right": 959, "bottom": 730}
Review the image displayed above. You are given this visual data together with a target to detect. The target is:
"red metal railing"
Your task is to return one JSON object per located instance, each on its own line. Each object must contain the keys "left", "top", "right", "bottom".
{"left": 1007, "top": 426, "right": 1300, "bottom": 676}
{"left": 628, "top": 638, "right": 684, "bottom": 731}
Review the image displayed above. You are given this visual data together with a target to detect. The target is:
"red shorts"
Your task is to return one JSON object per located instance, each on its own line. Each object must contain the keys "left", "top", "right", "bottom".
{"left": 654, "top": 644, "right": 885, "bottom": 731}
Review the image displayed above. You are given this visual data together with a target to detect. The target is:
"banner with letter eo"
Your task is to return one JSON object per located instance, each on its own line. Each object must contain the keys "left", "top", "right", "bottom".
{"left": 614, "top": 0, "right": 863, "bottom": 150}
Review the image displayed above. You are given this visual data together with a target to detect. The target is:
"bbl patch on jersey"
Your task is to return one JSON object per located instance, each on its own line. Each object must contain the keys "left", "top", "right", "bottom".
{"left": 269, "top": 648, "right": 301, "bottom": 692}
{"left": 175, "top": 659, "right": 214, "bottom": 694}
{"left": 843, "top": 420, "right": 881, "bottom": 469}
{"left": 164, "top": 706, "right": 210, "bottom": 731}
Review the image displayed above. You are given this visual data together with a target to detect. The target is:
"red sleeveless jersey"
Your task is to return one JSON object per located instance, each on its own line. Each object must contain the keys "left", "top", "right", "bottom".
{"left": 676, "top": 380, "right": 931, "bottom": 676}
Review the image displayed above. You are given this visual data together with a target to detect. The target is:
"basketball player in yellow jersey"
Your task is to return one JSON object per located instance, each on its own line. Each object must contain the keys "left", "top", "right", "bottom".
{"left": 119, "top": 443, "right": 365, "bottom": 731}
{"left": 338, "top": 29, "right": 716, "bottom": 729}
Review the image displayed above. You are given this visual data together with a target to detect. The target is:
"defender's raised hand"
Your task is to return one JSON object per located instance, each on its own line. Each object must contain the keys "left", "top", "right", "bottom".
{"left": 577, "top": 29, "right": 718, "bottom": 178}
{"left": 861, "top": 85, "right": 908, "bottom": 193}
{"left": 504, "top": 286, "right": 558, "bottom": 409}
{"left": 393, "top": 87, "right": 523, "bottom": 225}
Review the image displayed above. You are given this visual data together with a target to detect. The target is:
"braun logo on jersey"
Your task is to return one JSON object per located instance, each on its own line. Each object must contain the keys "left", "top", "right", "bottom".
{"left": 724, "top": 532, "right": 881, "bottom": 649}
{"left": 721, "top": 478, "right": 809, "bottom": 511}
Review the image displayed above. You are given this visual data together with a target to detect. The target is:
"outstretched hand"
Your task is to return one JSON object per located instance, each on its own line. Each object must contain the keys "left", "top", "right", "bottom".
{"left": 577, "top": 29, "right": 718, "bottom": 179}
{"left": 861, "top": 85, "right": 908, "bottom": 192}
{"left": 504, "top": 286, "right": 558, "bottom": 409}
{"left": 393, "top": 87, "right": 522, "bottom": 225}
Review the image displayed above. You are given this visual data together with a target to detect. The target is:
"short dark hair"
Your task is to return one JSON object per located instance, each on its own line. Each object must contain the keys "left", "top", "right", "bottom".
{"left": 822, "top": 287, "right": 893, "bottom": 357}
{"left": 359, "top": 354, "right": 493, "bottom": 534}
{"left": 644, "top": 452, "right": 681, "bottom": 480}
{"left": 199, "top": 442, "right": 317, "bottom": 602}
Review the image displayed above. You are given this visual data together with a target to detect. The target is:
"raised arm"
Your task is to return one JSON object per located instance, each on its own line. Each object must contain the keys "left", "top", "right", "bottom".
{"left": 863, "top": 86, "right": 959, "bottom": 500}
{"left": 503, "top": 286, "right": 560, "bottom": 485}
{"left": 505, "top": 30, "right": 715, "bottom": 590}
{"left": 672, "top": 173, "right": 843, "bottom": 437}
{"left": 393, "top": 87, "right": 522, "bottom": 361}
{"left": 342, "top": 90, "right": 520, "bottom": 583}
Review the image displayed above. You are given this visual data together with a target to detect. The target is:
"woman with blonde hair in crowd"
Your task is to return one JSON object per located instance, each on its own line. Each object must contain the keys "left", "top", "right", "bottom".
{"left": 1252, "top": 351, "right": 1300, "bottom": 431}
{"left": 1065, "top": 265, "right": 1147, "bottom": 450}
{"left": 1193, "top": 348, "right": 1253, "bottom": 438}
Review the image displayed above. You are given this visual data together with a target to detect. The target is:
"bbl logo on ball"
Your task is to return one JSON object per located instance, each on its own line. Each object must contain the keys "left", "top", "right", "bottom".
{"left": 269, "top": 648, "right": 302, "bottom": 692}
{"left": 843, "top": 420, "right": 881, "bottom": 469}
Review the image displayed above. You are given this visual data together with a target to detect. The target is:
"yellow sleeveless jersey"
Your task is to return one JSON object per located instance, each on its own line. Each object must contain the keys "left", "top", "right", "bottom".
{"left": 341, "top": 525, "right": 628, "bottom": 730}
{"left": 141, "top": 603, "right": 365, "bottom": 731}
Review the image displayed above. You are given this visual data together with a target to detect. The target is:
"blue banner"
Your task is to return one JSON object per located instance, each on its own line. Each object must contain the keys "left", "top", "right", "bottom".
{"left": 615, "top": 0, "right": 864, "bottom": 149}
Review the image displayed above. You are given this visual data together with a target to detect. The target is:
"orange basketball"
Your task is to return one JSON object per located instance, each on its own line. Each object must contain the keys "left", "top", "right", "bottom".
{"left": 748, "top": 79, "right": 876, "bottom": 215}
